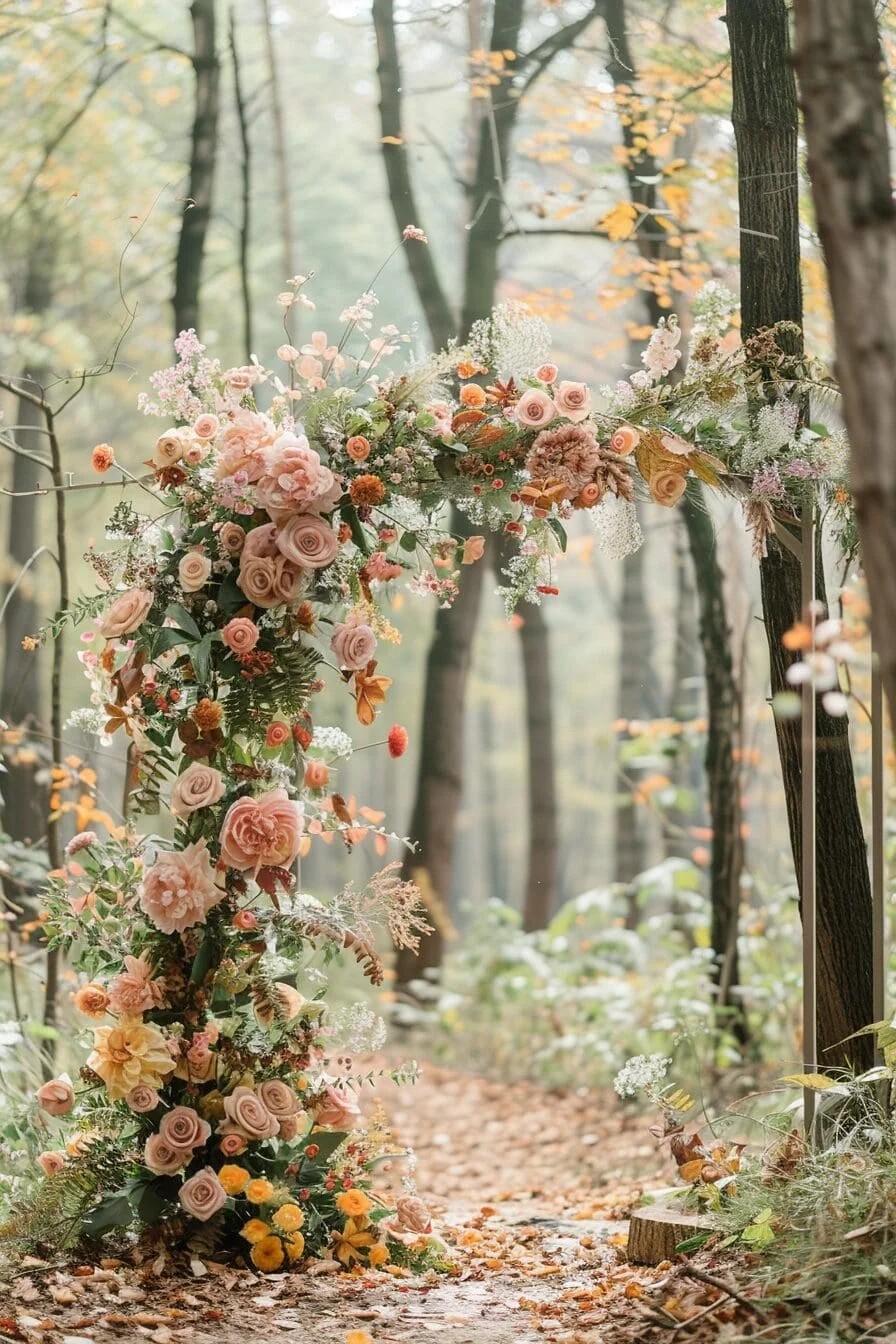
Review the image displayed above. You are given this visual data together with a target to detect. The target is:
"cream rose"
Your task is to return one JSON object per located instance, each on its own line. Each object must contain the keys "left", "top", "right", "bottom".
{"left": 649, "top": 469, "right": 688, "bottom": 507}
{"left": 144, "top": 1133, "right": 190, "bottom": 1176}
{"left": 330, "top": 621, "right": 377, "bottom": 671}
{"left": 160, "top": 1105, "right": 211, "bottom": 1151}
{"left": 178, "top": 1167, "right": 228, "bottom": 1222}
{"left": 275, "top": 513, "right": 340, "bottom": 570}
{"left": 99, "top": 587, "right": 153, "bottom": 639}
{"left": 178, "top": 551, "right": 212, "bottom": 592}
{"left": 554, "top": 380, "right": 592, "bottom": 422}
{"left": 171, "top": 762, "right": 225, "bottom": 817}
{"left": 217, "top": 1085, "right": 280, "bottom": 1141}
{"left": 258, "top": 1079, "right": 301, "bottom": 1118}
{"left": 36, "top": 1076, "right": 75, "bottom": 1116}
{"left": 153, "top": 429, "right": 187, "bottom": 468}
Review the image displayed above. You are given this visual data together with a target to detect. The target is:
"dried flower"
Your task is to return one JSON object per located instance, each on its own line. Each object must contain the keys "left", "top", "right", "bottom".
{"left": 349, "top": 474, "right": 387, "bottom": 507}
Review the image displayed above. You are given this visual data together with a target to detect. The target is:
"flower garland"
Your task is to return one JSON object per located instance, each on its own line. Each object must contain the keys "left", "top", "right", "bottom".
{"left": 12, "top": 254, "right": 850, "bottom": 1269}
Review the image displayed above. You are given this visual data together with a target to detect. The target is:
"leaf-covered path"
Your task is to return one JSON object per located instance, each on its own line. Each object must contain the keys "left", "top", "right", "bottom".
{"left": 4, "top": 1064, "right": 754, "bottom": 1343}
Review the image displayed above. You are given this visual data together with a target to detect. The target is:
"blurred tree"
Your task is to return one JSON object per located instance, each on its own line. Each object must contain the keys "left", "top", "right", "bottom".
{"left": 173, "top": 0, "right": 220, "bottom": 336}
{"left": 727, "top": 0, "right": 873, "bottom": 1070}
{"left": 793, "top": 0, "right": 896, "bottom": 742}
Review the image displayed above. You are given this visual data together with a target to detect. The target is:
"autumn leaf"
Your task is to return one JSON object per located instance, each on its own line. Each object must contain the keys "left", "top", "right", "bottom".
{"left": 599, "top": 200, "right": 640, "bottom": 241}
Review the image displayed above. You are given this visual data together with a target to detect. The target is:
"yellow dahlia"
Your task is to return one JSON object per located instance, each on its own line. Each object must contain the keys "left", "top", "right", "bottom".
{"left": 87, "top": 1017, "right": 175, "bottom": 1100}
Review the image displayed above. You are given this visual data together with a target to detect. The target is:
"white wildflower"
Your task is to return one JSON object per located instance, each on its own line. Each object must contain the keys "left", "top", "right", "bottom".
{"left": 613, "top": 1053, "right": 672, "bottom": 1098}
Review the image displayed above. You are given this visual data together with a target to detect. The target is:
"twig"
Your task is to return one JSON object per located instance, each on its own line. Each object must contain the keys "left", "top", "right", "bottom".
{"left": 0, "top": 473, "right": 153, "bottom": 498}
{"left": 679, "top": 1265, "right": 766, "bottom": 1315}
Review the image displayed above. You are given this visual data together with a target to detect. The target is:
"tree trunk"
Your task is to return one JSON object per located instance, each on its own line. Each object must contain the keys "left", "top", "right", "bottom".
{"left": 792, "top": 0, "right": 896, "bottom": 741}
{"left": 727, "top": 0, "right": 873, "bottom": 1069}
{"left": 229, "top": 7, "right": 253, "bottom": 362}
{"left": 519, "top": 599, "right": 558, "bottom": 930}
{"left": 173, "top": 0, "right": 220, "bottom": 337}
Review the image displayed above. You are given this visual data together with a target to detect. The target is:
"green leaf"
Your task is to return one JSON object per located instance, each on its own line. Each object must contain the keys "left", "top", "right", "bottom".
{"left": 165, "top": 603, "right": 202, "bottom": 641}
{"left": 190, "top": 634, "right": 213, "bottom": 687}
{"left": 675, "top": 1232, "right": 712, "bottom": 1253}
{"left": 547, "top": 516, "right": 568, "bottom": 553}
{"left": 780, "top": 1072, "right": 838, "bottom": 1090}
{"left": 399, "top": 531, "right": 418, "bottom": 553}
{"left": 83, "top": 1193, "right": 134, "bottom": 1237}
{"left": 741, "top": 1220, "right": 775, "bottom": 1249}
{"left": 216, "top": 571, "right": 248, "bottom": 617}
{"left": 342, "top": 505, "right": 372, "bottom": 557}
{"left": 190, "top": 934, "right": 216, "bottom": 985}
{"left": 152, "top": 627, "right": 189, "bottom": 655}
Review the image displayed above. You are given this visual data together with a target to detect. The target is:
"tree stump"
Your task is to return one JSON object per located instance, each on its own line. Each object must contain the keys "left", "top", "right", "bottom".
{"left": 627, "top": 1204, "right": 715, "bottom": 1265}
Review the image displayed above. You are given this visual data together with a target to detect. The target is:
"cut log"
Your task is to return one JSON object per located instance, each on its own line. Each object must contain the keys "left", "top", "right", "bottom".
{"left": 627, "top": 1203, "right": 715, "bottom": 1265}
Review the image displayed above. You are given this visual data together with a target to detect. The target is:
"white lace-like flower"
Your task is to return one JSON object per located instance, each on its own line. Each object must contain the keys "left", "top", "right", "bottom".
{"left": 613, "top": 1053, "right": 672, "bottom": 1098}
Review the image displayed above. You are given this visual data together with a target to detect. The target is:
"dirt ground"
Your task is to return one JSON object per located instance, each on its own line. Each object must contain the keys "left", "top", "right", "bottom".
{"left": 2, "top": 1063, "right": 761, "bottom": 1344}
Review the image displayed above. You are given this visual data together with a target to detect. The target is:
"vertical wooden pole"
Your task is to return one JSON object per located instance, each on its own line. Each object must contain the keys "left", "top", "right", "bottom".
{"left": 871, "top": 647, "right": 886, "bottom": 1060}
{"left": 801, "top": 508, "right": 818, "bottom": 1135}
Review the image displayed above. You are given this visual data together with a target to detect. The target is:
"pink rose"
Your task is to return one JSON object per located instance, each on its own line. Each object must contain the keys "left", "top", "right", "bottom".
{"left": 238, "top": 554, "right": 303, "bottom": 608}
{"left": 221, "top": 617, "right": 260, "bottom": 654}
{"left": 395, "top": 1195, "right": 432, "bottom": 1234}
{"left": 219, "top": 1133, "right": 247, "bottom": 1157}
{"left": 218, "top": 1085, "right": 280, "bottom": 1141}
{"left": 160, "top": 1105, "right": 211, "bottom": 1151}
{"left": 171, "top": 762, "right": 225, "bottom": 817}
{"left": 275, "top": 513, "right": 340, "bottom": 570}
{"left": 219, "top": 789, "right": 303, "bottom": 875}
{"left": 193, "top": 414, "right": 219, "bottom": 441}
{"left": 536, "top": 363, "right": 559, "bottom": 384}
{"left": 178, "top": 550, "right": 211, "bottom": 592}
{"left": 609, "top": 425, "right": 640, "bottom": 456}
{"left": 99, "top": 588, "right": 153, "bottom": 639}
{"left": 257, "top": 1079, "right": 301, "bottom": 1118}
{"left": 218, "top": 522, "right": 246, "bottom": 555}
{"left": 242, "top": 522, "right": 281, "bottom": 560}
{"left": 277, "top": 1114, "right": 302, "bottom": 1142}
{"left": 215, "top": 411, "right": 274, "bottom": 481}
{"left": 125, "top": 1085, "right": 160, "bottom": 1114}
{"left": 178, "top": 1167, "right": 227, "bottom": 1222}
{"left": 108, "top": 954, "right": 166, "bottom": 1016}
{"left": 330, "top": 621, "right": 377, "bottom": 671}
{"left": 37, "top": 1150, "right": 67, "bottom": 1177}
{"left": 144, "top": 1133, "right": 190, "bottom": 1176}
{"left": 514, "top": 389, "right": 557, "bottom": 429}
{"left": 554, "top": 380, "right": 592, "bottom": 422}
{"left": 139, "top": 841, "right": 224, "bottom": 935}
{"left": 313, "top": 1085, "right": 362, "bottom": 1130}
{"left": 36, "top": 1076, "right": 74, "bottom": 1116}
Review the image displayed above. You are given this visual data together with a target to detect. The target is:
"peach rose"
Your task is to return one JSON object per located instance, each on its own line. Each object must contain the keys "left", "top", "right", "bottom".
{"left": 125, "top": 1085, "right": 160, "bottom": 1113}
{"left": 609, "top": 425, "right": 640, "bottom": 456}
{"left": 460, "top": 383, "right": 487, "bottom": 408}
{"left": 536, "top": 363, "right": 559, "bottom": 384}
{"left": 73, "top": 983, "right": 110, "bottom": 1019}
{"left": 258, "top": 1079, "right": 301, "bottom": 1118}
{"left": 255, "top": 434, "right": 341, "bottom": 515}
{"left": 171, "top": 761, "right": 225, "bottom": 817}
{"left": 99, "top": 587, "right": 153, "bottom": 639}
{"left": 462, "top": 536, "right": 486, "bottom": 564}
{"left": 36, "top": 1076, "right": 75, "bottom": 1116}
{"left": 179, "top": 551, "right": 212, "bottom": 592}
{"left": 330, "top": 621, "right": 377, "bottom": 671}
{"left": 178, "top": 1167, "right": 228, "bottom": 1222}
{"left": 395, "top": 1195, "right": 432, "bottom": 1234}
{"left": 346, "top": 435, "right": 371, "bottom": 462}
{"left": 275, "top": 514, "right": 340, "bottom": 570}
{"left": 193, "top": 414, "right": 219, "bottom": 441}
{"left": 314, "top": 1084, "right": 362, "bottom": 1130}
{"left": 144, "top": 1133, "right": 189, "bottom": 1176}
{"left": 219, "top": 1133, "right": 247, "bottom": 1157}
{"left": 160, "top": 1105, "right": 211, "bottom": 1151}
{"left": 576, "top": 482, "right": 603, "bottom": 508}
{"left": 265, "top": 721, "right": 291, "bottom": 749}
{"left": 153, "top": 429, "right": 187, "bottom": 468}
{"left": 184, "top": 441, "right": 209, "bottom": 467}
{"left": 649, "top": 469, "right": 688, "bottom": 507}
{"left": 108, "top": 954, "right": 165, "bottom": 1016}
{"left": 555, "top": 380, "right": 592, "bottom": 423}
{"left": 218, "top": 1085, "right": 279, "bottom": 1141}
{"left": 219, "top": 789, "right": 303, "bottom": 874}
{"left": 514, "top": 388, "right": 557, "bottom": 428}
{"left": 37, "top": 1150, "right": 67, "bottom": 1177}
{"left": 303, "top": 760, "right": 329, "bottom": 790}
{"left": 238, "top": 555, "right": 302, "bottom": 609}
{"left": 139, "top": 840, "right": 224, "bottom": 934}
{"left": 242, "top": 522, "right": 281, "bottom": 559}
{"left": 222, "top": 617, "right": 260, "bottom": 654}
{"left": 218, "top": 522, "right": 246, "bottom": 555}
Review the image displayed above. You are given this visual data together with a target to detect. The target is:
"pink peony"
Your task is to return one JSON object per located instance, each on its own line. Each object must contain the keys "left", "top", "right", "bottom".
{"left": 139, "top": 841, "right": 224, "bottom": 935}
{"left": 554, "top": 380, "right": 592, "bottom": 422}
{"left": 108, "top": 954, "right": 166, "bottom": 1016}
{"left": 514, "top": 388, "right": 557, "bottom": 429}
{"left": 178, "top": 1167, "right": 228, "bottom": 1222}
{"left": 36, "top": 1076, "right": 74, "bottom": 1116}
{"left": 99, "top": 588, "right": 153, "bottom": 639}
{"left": 160, "top": 1106, "right": 211, "bottom": 1151}
{"left": 330, "top": 621, "right": 377, "bottom": 671}
{"left": 221, "top": 617, "right": 260, "bottom": 654}
{"left": 274, "top": 513, "right": 340, "bottom": 570}
{"left": 144, "top": 1133, "right": 190, "bottom": 1176}
{"left": 170, "top": 761, "right": 225, "bottom": 817}
{"left": 125, "top": 1085, "right": 160, "bottom": 1113}
{"left": 255, "top": 434, "right": 342, "bottom": 516}
{"left": 219, "top": 789, "right": 303, "bottom": 875}
{"left": 313, "top": 1084, "right": 362, "bottom": 1130}
{"left": 217, "top": 1085, "right": 280, "bottom": 1141}
{"left": 37, "top": 1150, "right": 67, "bottom": 1177}
{"left": 215, "top": 410, "right": 275, "bottom": 481}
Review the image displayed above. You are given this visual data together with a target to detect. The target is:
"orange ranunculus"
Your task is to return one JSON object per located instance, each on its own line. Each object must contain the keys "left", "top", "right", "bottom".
{"left": 352, "top": 661, "right": 392, "bottom": 727}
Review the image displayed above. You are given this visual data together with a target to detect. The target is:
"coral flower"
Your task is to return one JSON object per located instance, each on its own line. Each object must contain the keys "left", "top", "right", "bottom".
{"left": 346, "top": 435, "right": 371, "bottom": 462}
{"left": 459, "top": 384, "right": 487, "bottom": 409}
{"left": 91, "top": 443, "right": 115, "bottom": 473}
{"left": 73, "top": 983, "right": 110, "bottom": 1018}
{"left": 349, "top": 474, "right": 386, "bottom": 506}
{"left": 219, "top": 789, "right": 303, "bottom": 874}
{"left": 352, "top": 661, "right": 392, "bottom": 727}
{"left": 387, "top": 724, "right": 408, "bottom": 759}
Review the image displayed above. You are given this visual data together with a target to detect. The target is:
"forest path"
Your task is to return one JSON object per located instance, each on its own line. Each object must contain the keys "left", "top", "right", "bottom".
{"left": 6, "top": 1064, "right": 732, "bottom": 1344}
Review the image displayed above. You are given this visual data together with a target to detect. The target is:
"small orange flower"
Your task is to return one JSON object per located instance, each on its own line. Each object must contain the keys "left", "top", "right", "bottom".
{"left": 250, "top": 1234, "right": 285, "bottom": 1271}
{"left": 349, "top": 474, "right": 386, "bottom": 507}
{"left": 240, "top": 1218, "right": 272, "bottom": 1244}
{"left": 456, "top": 359, "right": 486, "bottom": 379}
{"left": 352, "top": 661, "right": 392, "bottom": 727}
{"left": 192, "top": 698, "right": 223, "bottom": 732}
{"left": 245, "top": 1178, "right": 274, "bottom": 1204}
{"left": 284, "top": 1230, "right": 305, "bottom": 1262}
{"left": 368, "top": 1242, "right": 390, "bottom": 1267}
{"left": 459, "top": 383, "right": 487, "bottom": 409}
{"left": 336, "top": 1189, "right": 373, "bottom": 1218}
{"left": 387, "top": 724, "right": 408, "bottom": 759}
{"left": 346, "top": 435, "right": 371, "bottom": 462}
{"left": 272, "top": 1202, "right": 305, "bottom": 1232}
{"left": 73, "top": 983, "right": 110, "bottom": 1019}
{"left": 91, "top": 443, "right": 115, "bottom": 473}
{"left": 218, "top": 1164, "right": 250, "bottom": 1195}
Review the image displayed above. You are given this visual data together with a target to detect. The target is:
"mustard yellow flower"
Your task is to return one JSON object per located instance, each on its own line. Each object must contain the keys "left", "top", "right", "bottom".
{"left": 368, "top": 1242, "right": 390, "bottom": 1268}
{"left": 331, "top": 1216, "right": 375, "bottom": 1268}
{"left": 284, "top": 1230, "right": 305, "bottom": 1262}
{"left": 250, "top": 1234, "right": 285, "bottom": 1272}
{"left": 240, "top": 1218, "right": 272, "bottom": 1245}
{"left": 218, "top": 1164, "right": 250, "bottom": 1196}
{"left": 335, "top": 1189, "right": 373, "bottom": 1219}
{"left": 245, "top": 1178, "right": 274, "bottom": 1204}
{"left": 272, "top": 1203, "right": 305, "bottom": 1232}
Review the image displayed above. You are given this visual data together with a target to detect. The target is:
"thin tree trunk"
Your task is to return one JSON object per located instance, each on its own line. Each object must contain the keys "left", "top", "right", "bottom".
{"left": 727, "top": 0, "right": 873, "bottom": 1069}
{"left": 229, "top": 7, "right": 253, "bottom": 361}
{"left": 173, "top": 0, "right": 220, "bottom": 337}
{"left": 614, "top": 509, "right": 655, "bottom": 912}
{"left": 793, "top": 0, "right": 896, "bottom": 740}
{"left": 519, "top": 599, "right": 558, "bottom": 930}
{"left": 259, "top": 0, "right": 294, "bottom": 281}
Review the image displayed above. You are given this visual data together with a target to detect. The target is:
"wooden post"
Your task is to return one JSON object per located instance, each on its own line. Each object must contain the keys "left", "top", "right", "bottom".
{"left": 871, "top": 647, "right": 886, "bottom": 1057}
{"left": 800, "top": 507, "right": 818, "bottom": 1136}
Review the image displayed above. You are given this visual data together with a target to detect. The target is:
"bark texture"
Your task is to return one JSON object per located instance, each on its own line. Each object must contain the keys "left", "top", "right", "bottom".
{"left": 793, "top": 0, "right": 896, "bottom": 739}
{"left": 173, "top": 0, "right": 220, "bottom": 337}
{"left": 727, "top": 0, "right": 873, "bottom": 1068}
